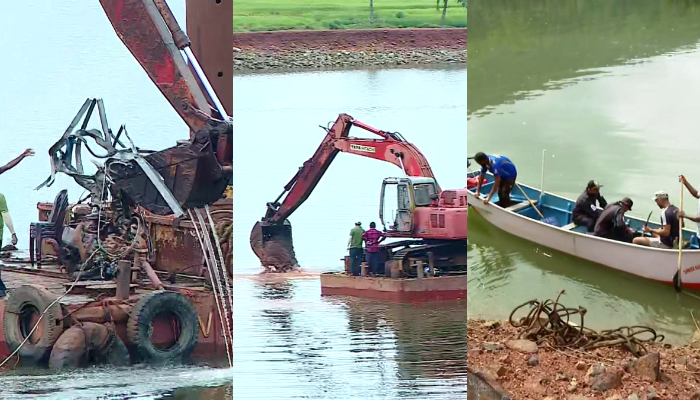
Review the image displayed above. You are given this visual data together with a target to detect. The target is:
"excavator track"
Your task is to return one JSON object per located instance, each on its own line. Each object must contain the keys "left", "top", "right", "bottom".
{"left": 383, "top": 240, "right": 468, "bottom": 277}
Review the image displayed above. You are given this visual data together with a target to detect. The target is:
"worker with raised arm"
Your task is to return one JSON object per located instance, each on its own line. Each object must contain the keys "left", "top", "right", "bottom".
{"left": 362, "top": 222, "right": 386, "bottom": 276}
{"left": 474, "top": 152, "right": 518, "bottom": 208}
{"left": 679, "top": 175, "right": 700, "bottom": 236}
{"left": 0, "top": 148, "right": 34, "bottom": 298}
{"left": 347, "top": 222, "right": 365, "bottom": 276}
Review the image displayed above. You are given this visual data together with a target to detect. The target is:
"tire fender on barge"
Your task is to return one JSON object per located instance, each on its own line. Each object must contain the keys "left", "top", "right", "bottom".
{"left": 48, "top": 322, "right": 130, "bottom": 369}
{"left": 3, "top": 284, "right": 66, "bottom": 366}
{"left": 127, "top": 290, "right": 199, "bottom": 364}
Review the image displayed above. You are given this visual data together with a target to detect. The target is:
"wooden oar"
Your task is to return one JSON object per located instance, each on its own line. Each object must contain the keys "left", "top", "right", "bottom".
{"left": 514, "top": 182, "right": 559, "bottom": 227}
{"left": 673, "top": 182, "right": 684, "bottom": 292}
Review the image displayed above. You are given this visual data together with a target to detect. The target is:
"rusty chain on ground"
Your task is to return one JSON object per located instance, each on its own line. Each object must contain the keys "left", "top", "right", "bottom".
{"left": 508, "top": 290, "right": 664, "bottom": 357}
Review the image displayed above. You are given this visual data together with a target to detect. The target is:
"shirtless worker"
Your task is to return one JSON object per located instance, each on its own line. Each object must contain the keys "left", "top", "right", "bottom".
{"left": 633, "top": 191, "right": 681, "bottom": 249}
{"left": 0, "top": 148, "right": 35, "bottom": 298}
{"left": 474, "top": 152, "right": 518, "bottom": 208}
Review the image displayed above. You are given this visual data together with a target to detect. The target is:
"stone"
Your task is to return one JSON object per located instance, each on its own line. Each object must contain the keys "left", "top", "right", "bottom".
{"left": 645, "top": 387, "right": 659, "bottom": 399}
{"left": 527, "top": 355, "right": 539, "bottom": 366}
{"left": 567, "top": 378, "right": 578, "bottom": 393}
{"left": 586, "top": 363, "right": 605, "bottom": 379}
{"left": 481, "top": 320, "right": 501, "bottom": 330}
{"left": 483, "top": 342, "right": 505, "bottom": 352}
{"left": 675, "top": 355, "right": 687, "bottom": 365}
{"left": 467, "top": 368, "right": 512, "bottom": 400}
{"left": 468, "top": 348, "right": 483, "bottom": 357}
{"left": 556, "top": 372, "right": 572, "bottom": 381}
{"left": 499, "top": 354, "right": 511, "bottom": 364}
{"left": 688, "top": 363, "right": 700, "bottom": 372}
{"left": 567, "top": 396, "right": 591, "bottom": 400}
{"left": 575, "top": 361, "right": 587, "bottom": 370}
{"left": 505, "top": 339, "right": 538, "bottom": 353}
{"left": 630, "top": 352, "right": 661, "bottom": 381}
{"left": 590, "top": 369, "right": 624, "bottom": 392}
{"left": 605, "top": 395, "right": 623, "bottom": 400}
{"left": 690, "top": 392, "right": 700, "bottom": 400}
{"left": 627, "top": 394, "right": 640, "bottom": 400}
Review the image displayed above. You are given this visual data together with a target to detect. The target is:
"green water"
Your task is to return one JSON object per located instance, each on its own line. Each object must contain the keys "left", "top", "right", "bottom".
{"left": 468, "top": 0, "right": 700, "bottom": 344}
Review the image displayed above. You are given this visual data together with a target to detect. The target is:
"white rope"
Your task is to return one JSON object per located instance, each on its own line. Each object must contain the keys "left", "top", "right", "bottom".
{"left": 204, "top": 205, "right": 233, "bottom": 321}
{"left": 188, "top": 209, "right": 232, "bottom": 367}
{"left": 194, "top": 208, "right": 233, "bottom": 365}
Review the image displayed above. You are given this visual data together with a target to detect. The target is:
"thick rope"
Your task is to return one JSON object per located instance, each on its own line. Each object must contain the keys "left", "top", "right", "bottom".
{"left": 205, "top": 205, "right": 233, "bottom": 315}
{"left": 188, "top": 209, "right": 232, "bottom": 367}
{"left": 508, "top": 291, "right": 664, "bottom": 357}
{"left": 194, "top": 209, "right": 233, "bottom": 364}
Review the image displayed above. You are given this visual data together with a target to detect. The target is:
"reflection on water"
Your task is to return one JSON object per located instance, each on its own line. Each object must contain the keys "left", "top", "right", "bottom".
{"left": 231, "top": 279, "right": 467, "bottom": 399}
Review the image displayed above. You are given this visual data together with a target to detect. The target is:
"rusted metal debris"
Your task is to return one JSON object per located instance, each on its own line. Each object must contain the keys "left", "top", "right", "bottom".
{"left": 37, "top": 98, "right": 230, "bottom": 216}
{"left": 467, "top": 366, "right": 512, "bottom": 400}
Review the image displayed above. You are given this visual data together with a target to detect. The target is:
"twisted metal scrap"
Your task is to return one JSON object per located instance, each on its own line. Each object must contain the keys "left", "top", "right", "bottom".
{"left": 508, "top": 290, "right": 664, "bottom": 357}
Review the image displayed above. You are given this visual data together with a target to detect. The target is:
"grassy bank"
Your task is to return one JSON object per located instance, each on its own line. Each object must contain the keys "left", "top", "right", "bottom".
{"left": 232, "top": 0, "right": 467, "bottom": 32}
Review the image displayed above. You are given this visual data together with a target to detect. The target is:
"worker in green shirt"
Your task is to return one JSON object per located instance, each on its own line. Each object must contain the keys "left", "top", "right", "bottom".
{"left": 348, "top": 222, "right": 365, "bottom": 276}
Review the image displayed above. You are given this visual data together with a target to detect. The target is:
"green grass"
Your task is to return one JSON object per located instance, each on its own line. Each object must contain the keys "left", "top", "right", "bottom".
{"left": 232, "top": 0, "right": 467, "bottom": 32}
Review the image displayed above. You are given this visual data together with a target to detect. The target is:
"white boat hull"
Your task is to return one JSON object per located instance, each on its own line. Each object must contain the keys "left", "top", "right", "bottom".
{"left": 466, "top": 186, "right": 700, "bottom": 289}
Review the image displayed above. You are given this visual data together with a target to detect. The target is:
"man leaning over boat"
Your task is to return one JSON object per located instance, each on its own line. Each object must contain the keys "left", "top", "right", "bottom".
{"left": 473, "top": 152, "right": 518, "bottom": 208}
{"left": 573, "top": 180, "right": 608, "bottom": 233}
{"left": 632, "top": 191, "right": 681, "bottom": 249}
{"left": 593, "top": 197, "right": 635, "bottom": 242}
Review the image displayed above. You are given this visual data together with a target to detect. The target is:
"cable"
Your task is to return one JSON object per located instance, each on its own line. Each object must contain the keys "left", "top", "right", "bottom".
{"left": 188, "top": 209, "right": 232, "bottom": 368}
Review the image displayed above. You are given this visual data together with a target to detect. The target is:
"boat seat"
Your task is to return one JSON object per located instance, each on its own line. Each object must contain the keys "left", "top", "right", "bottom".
{"left": 561, "top": 223, "right": 578, "bottom": 231}
{"left": 507, "top": 200, "right": 537, "bottom": 213}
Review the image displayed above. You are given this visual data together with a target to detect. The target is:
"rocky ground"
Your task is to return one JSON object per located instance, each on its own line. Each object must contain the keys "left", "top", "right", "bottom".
{"left": 231, "top": 28, "right": 467, "bottom": 71}
{"left": 468, "top": 319, "right": 700, "bottom": 399}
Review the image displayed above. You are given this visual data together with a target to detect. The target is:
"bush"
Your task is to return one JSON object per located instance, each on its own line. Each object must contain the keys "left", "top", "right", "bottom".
{"left": 396, "top": 11, "right": 405, "bottom": 19}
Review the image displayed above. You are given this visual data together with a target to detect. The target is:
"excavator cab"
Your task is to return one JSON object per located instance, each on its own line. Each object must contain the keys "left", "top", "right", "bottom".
{"left": 380, "top": 177, "right": 439, "bottom": 233}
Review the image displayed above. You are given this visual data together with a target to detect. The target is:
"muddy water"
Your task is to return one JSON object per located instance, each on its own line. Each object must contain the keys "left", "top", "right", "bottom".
{"left": 0, "top": 1, "right": 468, "bottom": 396}
{"left": 468, "top": 0, "right": 700, "bottom": 345}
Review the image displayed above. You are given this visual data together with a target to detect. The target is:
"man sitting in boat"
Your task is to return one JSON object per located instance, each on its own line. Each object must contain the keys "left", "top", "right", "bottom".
{"left": 473, "top": 152, "right": 518, "bottom": 208}
{"left": 633, "top": 191, "right": 681, "bottom": 249}
{"left": 572, "top": 180, "right": 608, "bottom": 233}
{"left": 593, "top": 197, "right": 635, "bottom": 242}
{"left": 679, "top": 175, "right": 700, "bottom": 236}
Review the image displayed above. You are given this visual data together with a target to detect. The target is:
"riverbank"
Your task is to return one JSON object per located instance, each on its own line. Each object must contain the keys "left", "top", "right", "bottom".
{"left": 467, "top": 318, "right": 700, "bottom": 399}
{"left": 232, "top": 28, "right": 467, "bottom": 71}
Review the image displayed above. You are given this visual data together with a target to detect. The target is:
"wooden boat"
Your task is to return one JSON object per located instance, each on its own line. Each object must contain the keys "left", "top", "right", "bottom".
{"left": 466, "top": 170, "right": 700, "bottom": 290}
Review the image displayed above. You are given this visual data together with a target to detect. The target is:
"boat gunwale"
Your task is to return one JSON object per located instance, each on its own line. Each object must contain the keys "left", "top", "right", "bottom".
{"left": 466, "top": 170, "right": 700, "bottom": 255}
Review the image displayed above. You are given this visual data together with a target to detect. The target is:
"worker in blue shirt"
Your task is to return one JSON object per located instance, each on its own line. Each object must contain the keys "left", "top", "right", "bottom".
{"left": 474, "top": 152, "right": 518, "bottom": 208}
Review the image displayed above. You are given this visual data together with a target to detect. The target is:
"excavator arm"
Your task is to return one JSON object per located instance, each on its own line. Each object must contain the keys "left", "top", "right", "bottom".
{"left": 51, "top": 0, "right": 236, "bottom": 215}
{"left": 250, "top": 114, "right": 438, "bottom": 271}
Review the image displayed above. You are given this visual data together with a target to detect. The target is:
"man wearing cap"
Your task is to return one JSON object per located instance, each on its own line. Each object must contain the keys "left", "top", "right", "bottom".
{"left": 594, "top": 197, "right": 635, "bottom": 242}
{"left": 572, "top": 180, "right": 608, "bottom": 233}
{"left": 473, "top": 152, "right": 518, "bottom": 208}
{"left": 678, "top": 175, "right": 700, "bottom": 236}
{"left": 633, "top": 191, "right": 681, "bottom": 249}
{"left": 347, "top": 222, "right": 365, "bottom": 276}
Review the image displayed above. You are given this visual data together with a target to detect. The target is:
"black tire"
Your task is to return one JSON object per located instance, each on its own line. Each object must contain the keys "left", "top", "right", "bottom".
{"left": 127, "top": 291, "right": 198, "bottom": 364}
{"left": 99, "top": 328, "right": 131, "bottom": 367}
{"left": 3, "top": 284, "right": 65, "bottom": 366}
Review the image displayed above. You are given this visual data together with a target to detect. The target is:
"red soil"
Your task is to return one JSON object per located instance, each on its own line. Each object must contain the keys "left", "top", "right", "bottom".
{"left": 232, "top": 28, "right": 467, "bottom": 52}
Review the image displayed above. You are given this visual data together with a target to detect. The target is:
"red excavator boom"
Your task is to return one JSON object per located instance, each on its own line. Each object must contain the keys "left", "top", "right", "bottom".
{"left": 262, "top": 114, "right": 439, "bottom": 225}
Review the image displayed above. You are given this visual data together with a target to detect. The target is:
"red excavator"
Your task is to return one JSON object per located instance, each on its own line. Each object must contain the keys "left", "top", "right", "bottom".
{"left": 251, "top": 114, "right": 478, "bottom": 276}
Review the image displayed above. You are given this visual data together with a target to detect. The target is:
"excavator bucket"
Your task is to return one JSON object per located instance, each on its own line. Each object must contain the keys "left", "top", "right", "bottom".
{"left": 107, "top": 134, "right": 230, "bottom": 215}
{"left": 250, "top": 220, "right": 300, "bottom": 272}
